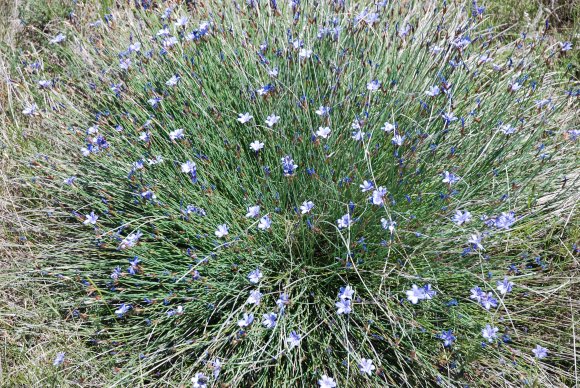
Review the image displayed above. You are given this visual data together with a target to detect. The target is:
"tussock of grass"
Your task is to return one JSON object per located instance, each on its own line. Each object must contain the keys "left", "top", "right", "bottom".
{"left": 1, "top": 0, "right": 578, "bottom": 387}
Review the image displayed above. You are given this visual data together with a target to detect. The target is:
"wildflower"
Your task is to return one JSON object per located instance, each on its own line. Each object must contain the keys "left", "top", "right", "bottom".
{"left": 215, "top": 224, "right": 229, "bottom": 238}
{"left": 181, "top": 160, "right": 197, "bottom": 182}
{"left": 258, "top": 215, "right": 272, "bottom": 230}
{"left": 425, "top": 85, "right": 440, "bottom": 97}
{"left": 281, "top": 155, "right": 298, "bottom": 176}
{"left": 237, "top": 112, "right": 253, "bottom": 124}
{"left": 422, "top": 284, "right": 437, "bottom": 300}
{"left": 211, "top": 359, "right": 222, "bottom": 379}
{"left": 49, "top": 33, "right": 66, "bottom": 44}
{"left": 318, "top": 375, "right": 337, "bottom": 388}
{"left": 141, "top": 189, "right": 156, "bottom": 200}
{"left": 38, "top": 80, "right": 52, "bottom": 88}
{"left": 381, "top": 218, "right": 396, "bottom": 234}
{"left": 246, "top": 205, "right": 260, "bottom": 218}
{"left": 148, "top": 97, "right": 162, "bottom": 108}
{"left": 480, "top": 292, "right": 498, "bottom": 310}
{"left": 316, "top": 126, "right": 331, "bottom": 139}
{"left": 286, "top": 331, "right": 301, "bottom": 349}
{"left": 442, "top": 171, "right": 460, "bottom": 185}
{"left": 237, "top": 313, "right": 254, "bottom": 328}
{"left": 532, "top": 345, "right": 548, "bottom": 359}
{"left": 406, "top": 284, "right": 426, "bottom": 304}
{"left": 250, "top": 140, "right": 265, "bottom": 152}
{"left": 246, "top": 290, "right": 263, "bottom": 305}
{"left": 262, "top": 312, "right": 277, "bottom": 329}
{"left": 265, "top": 114, "right": 280, "bottom": 127}
{"left": 174, "top": 16, "right": 188, "bottom": 28}
{"left": 496, "top": 277, "right": 513, "bottom": 295}
{"left": 338, "top": 285, "right": 355, "bottom": 300}
{"left": 559, "top": 41, "right": 572, "bottom": 52}
{"left": 169, "top": 128, "right": 184, "bottom": 141}
{"left": 367, "top": 80, "right": 381, "bottom": 92}
{"left": 371, "top": 186, "right": 387, "bottom": 205}
{"left": 392, "top": 133, "right": 405, "bottom": 146}
{"left": 470, "top": 286, "right": 485, "bottom": 303}
{"left": 83, "top": 211, "right": 99, "bottom": 225}
{"left": 442, "top": 112, "right": 458, "bottom": 125}
{"left": 300, "top": 200, "right": 314, "bottom": 214}
{"left": 22, "top": 104, "right": 37, "bottom": 116}
{"left": 452, "top": 210, "right": 472, "bottom": 225}
{"left": 64, "top": 176, "right": 76, "bottom": 185}
{"left": 114, "top": 303, "right": 131, "bottom": 317}
{"left": 166, "top": 75, "right": 181, "bottom": 87}
{"left": 277, "top": 293, "right": 290, "bottom": 310}
{"left": 139, "top": 131, "right": 150, "bottom": 142}
{"left": 494, "top": 212, "right": 516, "bottom": 230}
{"left": 191, "top": 372, "right": 207, "bottom": 388}
{"left": 120, "top": 231, "right": 142, "bottom": 250}
{"left": 315, "top": 106, "right": 330, "bottom": 117}
{"left": 119, "top": 58, "right": 131, "bottom": 70}
{"left": 439, "top": 330, "right": 456, "bottom": 347}
{"left": 352, "top": 130, "right": 366, "bottom": 141}
{"left": 248, "top": 268, "right": 263, "bottom": 284}
{"left": 156, "top": 27, "right": 169, "bottom": 37}
{"left": 335, "top": 299, "right": 352, "bottom": 314}
{"left": 382, "top": 122, "right": 395, "bottom": 132}
{"left": 468, "top": 233, "right": 484, "bottom": 250}
{"left": 337, "top": 214, "right": 352, "bottom": 229}
{"left": 268, "top": 67, "right": 279, "bottom": 77}
{"left": 359, "top": 358, "right": 375, "bottom": 375}
{"left": 509, "top": 82, "right": 522, "bottom": 92}
{"left": 360, "top": 180, "right": 374, "bottom": 192}
{"left": 299, "top": 48, "right": 312, "bottom": 59}
{"left": 128, "top": 41, "right": 141, "bottom": 52}
{"left": 482, "top": 324, "right": 499, "bottom": 342}
{"left": 53, "top": 352, "right": 65, "bottom": 366}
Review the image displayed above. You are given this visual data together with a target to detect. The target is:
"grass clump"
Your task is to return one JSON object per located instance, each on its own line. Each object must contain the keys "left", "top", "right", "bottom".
{"left": 2, "top": 0, "right": 579, "bottom": 386}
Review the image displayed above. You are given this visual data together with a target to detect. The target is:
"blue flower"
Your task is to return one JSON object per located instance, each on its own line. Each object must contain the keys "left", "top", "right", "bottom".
{"left": 452, "top": 210, "right": 472, "bottom": 225}
{"left": 115, "top": 303, "right": 132, "bottom": 317}
{"left": 335, "top": 299, "right": 352, "bottom": 314}
{"left": 215, "top": 224, "right": 229, "bottom": 238}
{"left": 237, "top": 112, "right": 253, "bottom": 124}
{"left": 248, "top": 269, "right": 263, "bottom": 284}
{"left": 337, "top": 213, "right": 352, "bottom": 229}
{"left": 258, "top": 215, "right": 272, "bottom": 230}
{"left": 532, "top": 344, "right": 548, "bottom": 359}
{"left": 482, "top": 324, "right": 499, "bottom": 342}
{"left": 442, "top": 171, "right": 460, "bottom": 185}
{"left": 53, "top": 352, "right": 65, "bottom": 366}
{"left": 496, "top": 277, "right": 514, "bottom": 295}
{"left": 439, "top": 330, "right": 456, "bottom": 347}
{"left": 262, "top": 312, "right": 277, "bottom": 329}
{"left": 281, "top": 155, "right": 298, "bottom": 176}
{"left": 360, "top": 180, "right": 374, "bottom": 192}
{"left": 359, "top": 358, "right": 376, "bottom": 375}
{"left": 246, "top": 205, "right": 260, "bottom": 218}
{"left": 286, "top": 330, "right": 301, "bottom": 349}
{"left": 169, "top": 128, "right": 184, "bottom": 141}
{"left": 83, "top": 211, "right": 99, "bottom": 225}
{"left": 318, "top": 375, "right": 337, "bottom": 388}
{"left": 246, "top": 290, "right": 263, "bottom": 305}
{"left": 191, "top": 372, "right": 207, "bottom": 388}
{"left": 237, "top": 313, "right": 254, "bottom": 328}
{"left": 300, "top": 200, "right": 314, "bottom": 214}
{"left": 276, "top": 293, "right": 290, "bottom": 311}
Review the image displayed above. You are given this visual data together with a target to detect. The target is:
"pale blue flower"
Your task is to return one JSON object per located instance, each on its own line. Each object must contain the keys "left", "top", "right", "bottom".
{"left": 359, "top": 358, "right": 375, "bottom": 375}
{"left": 482, "top": 324, "right": 499, "bottom": 342}
{"left": 83, "top": 211, "right": 99, "bottom": 225}
{"left": 215, "top": 224, "right": 229, "bottom": 238}
{"left": 300, "top": 200, "right": 314, "bottom": 214}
